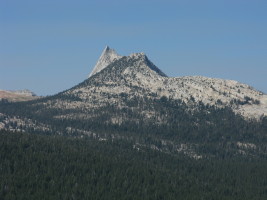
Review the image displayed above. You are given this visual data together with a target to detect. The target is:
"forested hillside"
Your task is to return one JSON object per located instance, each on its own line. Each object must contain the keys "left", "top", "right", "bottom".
{"left": 1, "top": 96, "right": 267, "bottom": 159}
{"left": 1, "top": 131, "right": 267, "bottom": 200}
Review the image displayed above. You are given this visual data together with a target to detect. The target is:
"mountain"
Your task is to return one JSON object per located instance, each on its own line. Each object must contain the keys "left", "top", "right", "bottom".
{"left": 1, "top": 46, "right": 267, "bottom": 199}
{"left": 0, "top": 89, "right": 38, "bottom": 102}
{"left": 74, "top": 47, "right": 266, "bottom": 119}
{"left": 0, "top": 46, "right": 267, "bottom": 158}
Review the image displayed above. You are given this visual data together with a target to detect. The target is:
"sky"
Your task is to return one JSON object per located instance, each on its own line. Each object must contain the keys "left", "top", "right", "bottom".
{"left": 1, "top": 0, "right": 267, "bottom": 96}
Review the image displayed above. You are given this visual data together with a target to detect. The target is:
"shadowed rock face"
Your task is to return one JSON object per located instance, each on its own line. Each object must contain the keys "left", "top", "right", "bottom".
{"left": 89, "top": 46, "right": 167, "bottom": 78}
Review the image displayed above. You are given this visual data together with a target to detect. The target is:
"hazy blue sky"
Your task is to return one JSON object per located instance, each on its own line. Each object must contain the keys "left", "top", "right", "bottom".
{"left": 1, "top": 0, "right": 267, "bottom": 95}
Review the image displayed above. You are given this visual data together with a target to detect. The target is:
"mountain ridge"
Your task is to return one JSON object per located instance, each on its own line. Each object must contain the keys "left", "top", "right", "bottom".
{"left": 1, "top": 46, "right": 266, "bottom": 121}
{"left": 1, "top": 47, "right": 267, "bottom": 159}
{"left": 80, "top": 47, "right": 267, "bottom": 119}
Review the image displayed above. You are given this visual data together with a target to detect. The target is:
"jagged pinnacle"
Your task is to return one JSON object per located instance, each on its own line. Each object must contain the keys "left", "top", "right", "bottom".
{"left": 88, "top": 46, "right": 122, "bottom": 77}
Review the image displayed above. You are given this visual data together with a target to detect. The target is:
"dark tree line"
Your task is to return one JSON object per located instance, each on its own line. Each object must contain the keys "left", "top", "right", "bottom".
{"left": 1, "top": 130, "right": 267, "bottom": 200}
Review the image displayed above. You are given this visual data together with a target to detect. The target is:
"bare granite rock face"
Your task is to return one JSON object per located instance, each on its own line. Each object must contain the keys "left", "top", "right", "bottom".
{"left": 88, "top": 46, "right": 122, "bottom": 78}
{"left": 0, "top": 89, "right": 38, "bottom": 102}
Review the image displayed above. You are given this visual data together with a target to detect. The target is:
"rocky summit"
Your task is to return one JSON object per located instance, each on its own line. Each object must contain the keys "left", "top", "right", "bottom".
{"left": 67, "top": 46, "right": 266, "bottom": 119}
{"left": 88, "top": 46, "right": 122, "bottom": 77}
